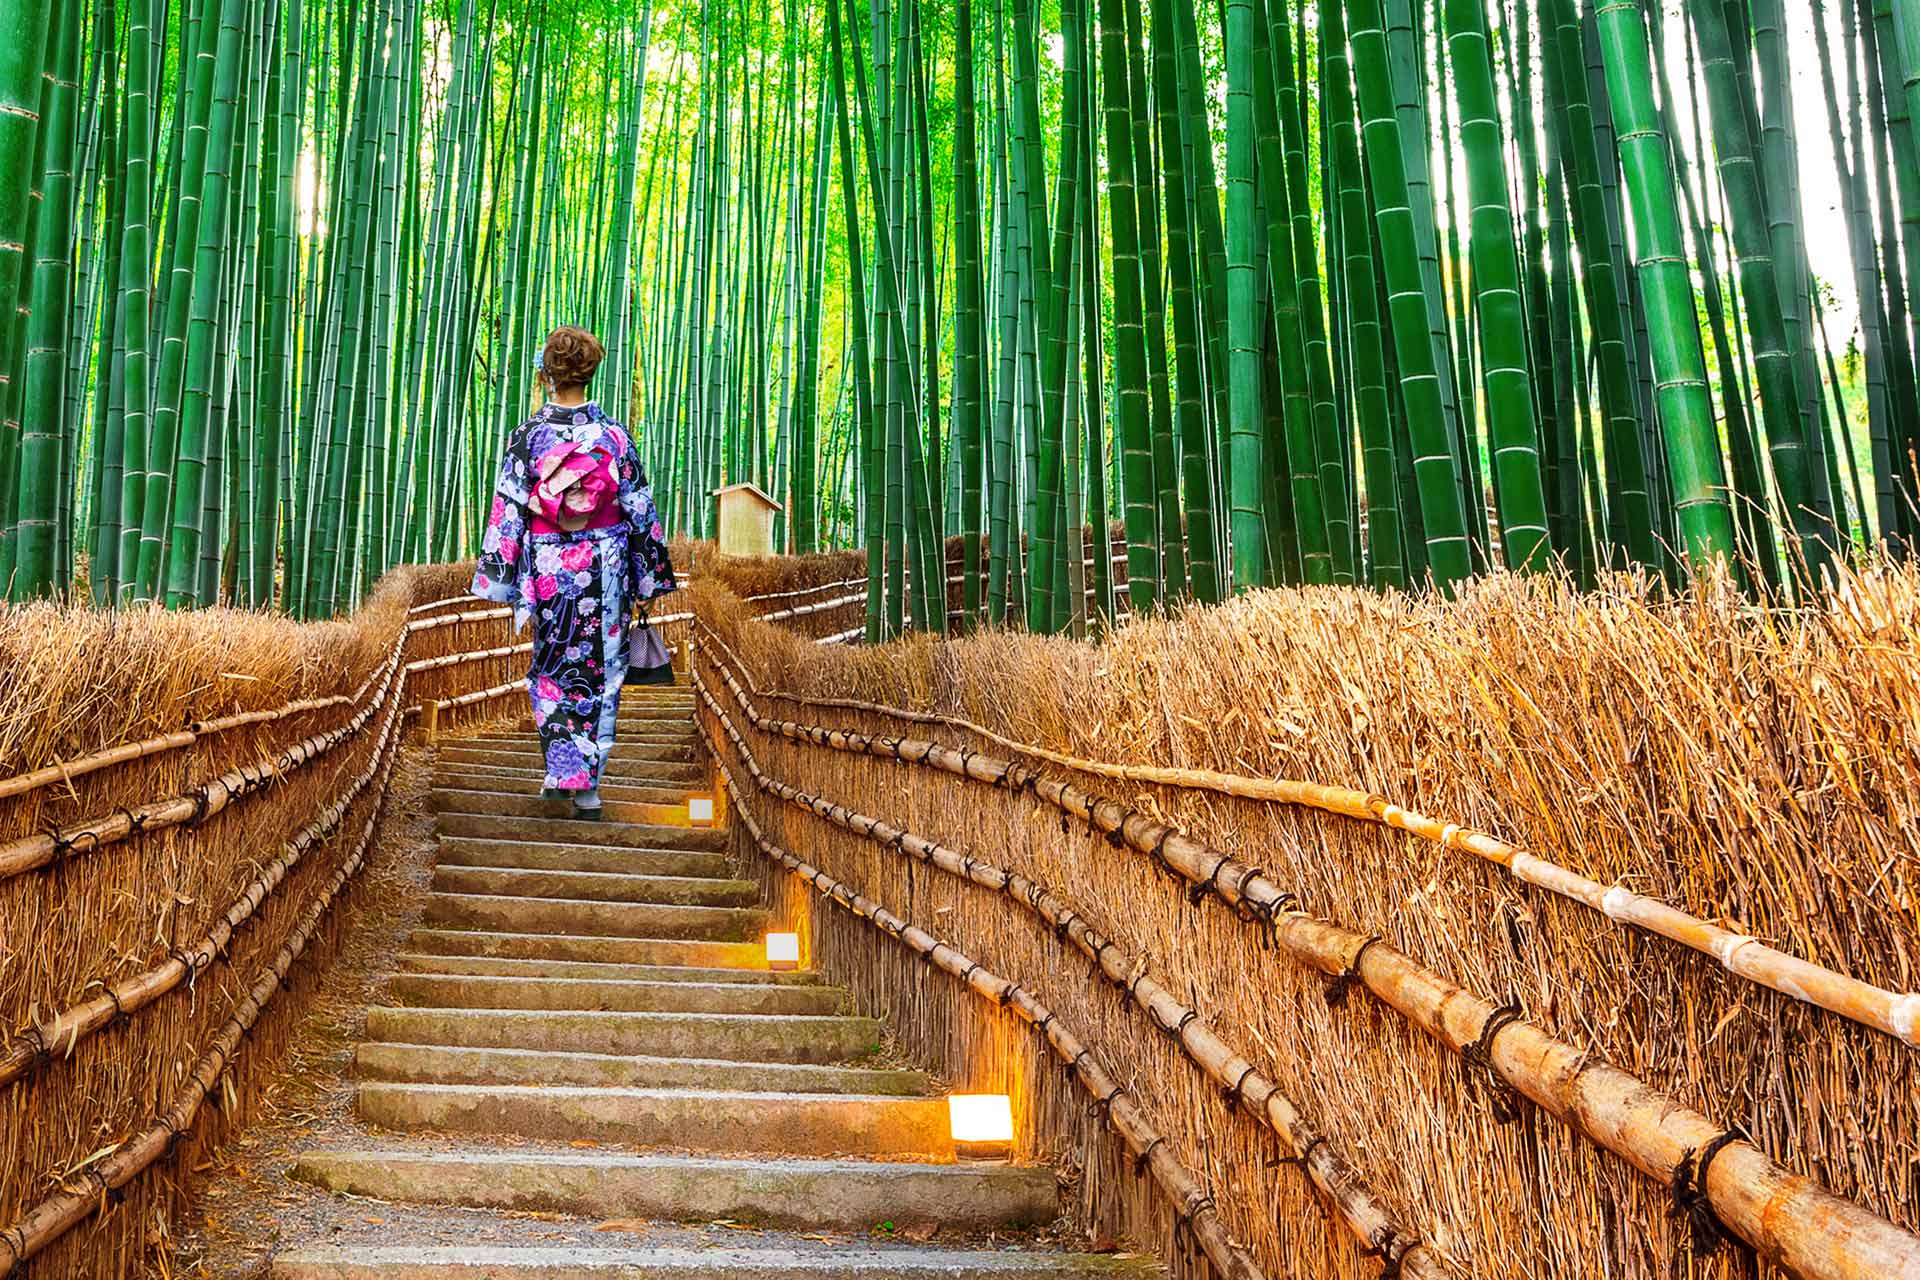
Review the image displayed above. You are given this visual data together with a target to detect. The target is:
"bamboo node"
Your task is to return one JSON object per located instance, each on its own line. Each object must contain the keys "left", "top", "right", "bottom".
{"left": 1668, "top": 1127, "right": 1748, "bottom": 1258}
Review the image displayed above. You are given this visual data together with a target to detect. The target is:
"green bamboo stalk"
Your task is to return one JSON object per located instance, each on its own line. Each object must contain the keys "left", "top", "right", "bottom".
{"left": 1593, "top": 0, "right": 1738, "bottom": 570}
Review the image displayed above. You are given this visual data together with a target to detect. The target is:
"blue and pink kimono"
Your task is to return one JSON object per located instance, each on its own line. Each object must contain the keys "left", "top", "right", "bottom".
{"left": 472, "top": 401, "right": 677, "bottom": 793}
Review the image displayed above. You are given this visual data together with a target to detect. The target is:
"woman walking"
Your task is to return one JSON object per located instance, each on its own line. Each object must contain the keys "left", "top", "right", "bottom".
{"left": 472, "top": 326, "right": 677, "bottom": 819}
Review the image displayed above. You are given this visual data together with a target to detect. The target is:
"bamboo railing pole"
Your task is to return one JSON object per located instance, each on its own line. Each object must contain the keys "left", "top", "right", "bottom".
{"left": 693, "top": 656, "right": 1436, "bottom": 1275}
{"left": 403, "top": 605, "right": 514, "bottom": 634}
{"left": 694, "top": 625, "right": 1920, "bottom": 1280}
{"left": 0, "top": 638, "right": 407, "bottom": 882}
{"left": 0, "top": 686, "right": 406, "bottom": 1088}
{"left": 405, "top": 641, "right": 534, "bottom": 673}
{"left": 0, "top": 628, "right": 410, "bottom": 803}
{"left": 0, "top": 742, "right": 399, "bottom": 1272}
{"left": 699, "top": 624, "right": 1920, "bottom": 1046}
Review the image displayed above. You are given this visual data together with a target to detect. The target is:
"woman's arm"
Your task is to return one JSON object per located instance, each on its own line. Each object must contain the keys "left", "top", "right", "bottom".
{"left": 473, "top": 437, "right": 536, "bottom": 628}
{"left": 617, "top": 435, "right": 677, "bottom": 601}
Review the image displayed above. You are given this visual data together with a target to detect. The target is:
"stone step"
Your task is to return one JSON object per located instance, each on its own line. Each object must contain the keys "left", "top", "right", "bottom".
{"left": 421, "top": 893, "right": 764, "bottom": 941}
{"left": 430, "top": 866, "right": 757, "bottom": 908}
{"left": 434, "top": 838, "right": 727, "bottom": 879}
{"left": 352, "top": 1043, "right": 930, "bottom": 1095}
{"left": 441, "top": 742, "right": 697, "bottom": 767}
{"left": 434, "top": 777, "right": 697, "bottom": 807}
{"left": 362, "top": 1008, "right": 882, "bottom": 1063}
{"left": 272, "top": 1244, "right": 1152, "bottom": 1279}
{"left": 438, "top": 759, "right": 707, "bottom": 786}
{"left": 290, "top": 1151, "right": 1051, "bottom": 1231}
{"left": 433, "top": 787, "right": 691, "bottom": 816}
{"left": 406, "top": 929, "right": 764, "bottom": 970}
{"left": 610, "top": 723, "right": 699, "bottom": 739}
{"left": 355, "top": 1084, "right": 954, "bottom": 1160}
{"left": 392, "top": 954, "right": 810, "bottom": 985}
{"left": 435, "top": 813, "right": 726, "bottom": 852}
{"left": 386, "top": 973, "right": 847, "bottom": 1017}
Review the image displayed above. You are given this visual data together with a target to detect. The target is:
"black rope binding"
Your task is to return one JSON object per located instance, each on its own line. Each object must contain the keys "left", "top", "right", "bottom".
{"left": 1460, "top": 1001, "right": 1525, "bottom": 1124}
{"left": 1364, "top": 1226, "right": 1410, "bottom": 1279}
{"left": 1668, "top": 1127, "right": 1747, "bottom": 1258}
{"left": 1323, "top": 936, "right": 1381, "bottom": 1007}
{"left": 1223, "top": 1063, "right": 1259, "bottom": 1110}
{"left": 1, "top": 1225, "right": 29, "bottom": 1279}
{"left": 1145, "top": 830, "right": 1181, "bottom": 886}
{"left": 1132, "top": 1135, "right": 1165, "bottom": 1177}
{"left": 1172, "top": 1193, "right": 1215, "bottom": 1254}
{"left": 1268, "top": 1133, "right": 1324, "bottom": 1172}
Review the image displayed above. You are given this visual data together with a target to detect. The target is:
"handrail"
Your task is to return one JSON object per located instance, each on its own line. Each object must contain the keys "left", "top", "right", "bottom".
{"left": 0, "top": 739, "right": 398, "bottom": 1273}
{"left": 692, "top": 620, "right": 1920, "bottom": 1280}
{"left": 0, "top": 670, "right": 407, "bottom": 1088}
{"left": 0, "top": 636, "right": 408, "bottom": 882}
{"left": 715, "top": 649, "right": 1920, "bottom": 1048}
{"left": 0, "top": 628, "right": 410, "bottom": 803}
{"left": 693, "top": 643, "right": 1432, "bottom": 1276}
{"left": 702, "top": 739, "right": 1265, "bottom": 1280}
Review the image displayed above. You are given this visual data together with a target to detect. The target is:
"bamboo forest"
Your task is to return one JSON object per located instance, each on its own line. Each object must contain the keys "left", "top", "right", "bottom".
{"left": 0, "top": 0, "right": 1915, "bottom": 629}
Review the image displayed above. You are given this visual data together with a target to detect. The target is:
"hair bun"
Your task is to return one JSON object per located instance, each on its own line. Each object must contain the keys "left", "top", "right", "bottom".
{"left": 542, "top": 326, "right": 605, "bottom": 389}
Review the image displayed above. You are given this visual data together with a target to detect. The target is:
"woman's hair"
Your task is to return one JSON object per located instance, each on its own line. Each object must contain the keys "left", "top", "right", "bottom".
{"left": 541, "top": 326, "right": 605, "bottom": 390}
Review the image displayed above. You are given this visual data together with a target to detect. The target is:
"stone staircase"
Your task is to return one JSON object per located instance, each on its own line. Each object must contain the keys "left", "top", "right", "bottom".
{"left": 272, "top": 685, "right": 1154, "bottom": 1280}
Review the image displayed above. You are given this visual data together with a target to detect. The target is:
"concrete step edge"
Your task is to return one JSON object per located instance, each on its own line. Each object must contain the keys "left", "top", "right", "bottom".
{"left": 270, "top": 1245, "right": 1151, "bottom": 1279}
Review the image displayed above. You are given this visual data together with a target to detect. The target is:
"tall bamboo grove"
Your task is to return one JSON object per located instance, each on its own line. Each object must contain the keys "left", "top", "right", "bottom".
{"left": 0, "top": 0, "right": 1914, "bottom": 624}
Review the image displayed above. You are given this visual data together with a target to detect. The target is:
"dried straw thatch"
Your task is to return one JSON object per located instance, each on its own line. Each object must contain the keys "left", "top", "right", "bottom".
{"left": 0, "top": 538, "right": 776, "bottom": 1275}
{"left": 0, "top": 561, "right": 536, "bottom": 1278}
{"left": 690, "top": 557, "right": 1920, "bottom": 1280}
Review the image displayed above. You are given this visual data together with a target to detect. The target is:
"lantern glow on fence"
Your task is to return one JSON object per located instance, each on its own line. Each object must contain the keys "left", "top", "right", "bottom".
{"left": 765, "top": 932, "right": 800, "bottom": 971}
{"left": 688, "top": 794, "right": 715, "bottom": 825}
{"left": 948, "top": 1094, "right": 1013, "bottom": 1160}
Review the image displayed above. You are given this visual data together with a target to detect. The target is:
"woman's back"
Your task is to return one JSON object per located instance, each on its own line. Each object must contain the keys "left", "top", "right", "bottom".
{"left": 471, "top": 328, "right": 675, "bottom": 818}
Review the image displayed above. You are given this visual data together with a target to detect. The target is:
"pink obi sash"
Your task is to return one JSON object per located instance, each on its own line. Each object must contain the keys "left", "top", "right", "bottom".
{"left": 529, "top": 437, "right": 621, "bottom": 535}
{"left": 529, "top": 506, "right": 623, "bottom": 537}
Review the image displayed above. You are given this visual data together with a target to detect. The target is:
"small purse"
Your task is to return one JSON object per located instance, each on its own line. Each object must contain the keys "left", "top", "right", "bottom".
{"left": 626, "top": 602, "right": 675, "bottom": 686}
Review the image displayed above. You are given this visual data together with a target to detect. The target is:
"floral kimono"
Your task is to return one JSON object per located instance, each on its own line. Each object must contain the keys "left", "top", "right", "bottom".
{"left": 472, "top": 401, "right": 677, "bottom": 792}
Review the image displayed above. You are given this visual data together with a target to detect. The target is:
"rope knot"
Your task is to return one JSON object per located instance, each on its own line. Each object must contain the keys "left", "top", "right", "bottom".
{"left": 1323, "top": 936, "right": 1381, "bottom": 1007}
{"left": 1668, "top": 1128, "right": 1746, "bottom": 1258}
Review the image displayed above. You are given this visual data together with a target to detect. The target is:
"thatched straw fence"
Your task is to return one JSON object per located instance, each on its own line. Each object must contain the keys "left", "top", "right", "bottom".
{"left": 689, "top": 557, "right": 1920, "bottom": 1280}
{"left": 0, "top": 551, "right": 711, "bottom": 1278}
{"left": 10, "top": 540, "right": 1919, "bottom": 1280}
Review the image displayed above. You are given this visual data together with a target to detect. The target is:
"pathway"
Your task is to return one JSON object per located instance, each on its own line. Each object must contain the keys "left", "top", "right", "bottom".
{"left": 267, "top": 686, "right": 1153, "bottom": 1279}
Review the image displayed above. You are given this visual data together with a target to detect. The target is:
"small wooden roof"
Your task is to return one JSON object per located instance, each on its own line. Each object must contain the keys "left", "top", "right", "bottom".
{"left": 711, "top": 481, "right": 785, "bottom": 513}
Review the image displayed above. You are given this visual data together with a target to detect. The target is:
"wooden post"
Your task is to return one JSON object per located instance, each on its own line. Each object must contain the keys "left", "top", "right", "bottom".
{"left": 423, "top": 699, "right": 441, "bottom": 745}
{"left": 712, "top": 766, "right": 730, "bottom": 830}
